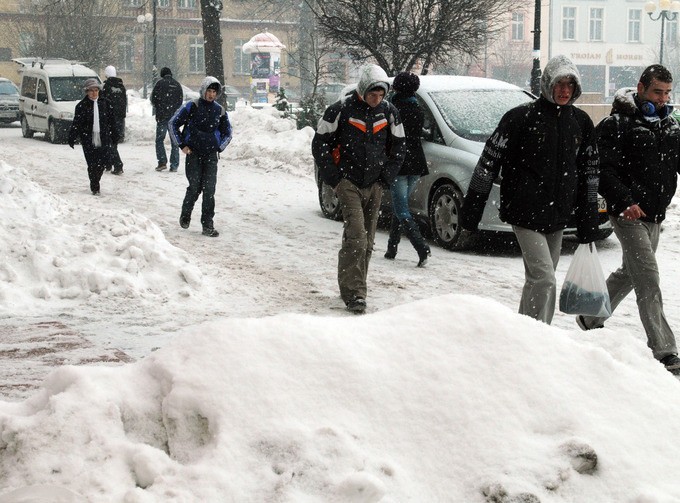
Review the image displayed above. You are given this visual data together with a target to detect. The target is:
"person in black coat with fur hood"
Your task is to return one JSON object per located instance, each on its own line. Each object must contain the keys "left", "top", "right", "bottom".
{"left": 384, "top": 71, "right": 431, "bottom": 267}
{"left": 100, "top": 65, "right": 127, "bottom": 174}
{"left": 461, "top": 55, "right": 600, "bottom": 325}
{"left": 68, "top": 78, "right": 119, "bottom": 195}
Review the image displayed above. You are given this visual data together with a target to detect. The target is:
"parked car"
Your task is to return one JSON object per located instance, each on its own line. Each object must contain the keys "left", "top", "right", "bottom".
{"left": 314, "top": 75, "right": 612, "bottom": 250}
{"left": 13, "top": 57, "right": 101, "bottom": 143}
{"left": 0, "top": 77, "right": 20, "bottom": 125}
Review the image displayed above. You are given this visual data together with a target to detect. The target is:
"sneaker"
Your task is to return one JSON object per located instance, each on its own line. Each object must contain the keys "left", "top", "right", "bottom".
{"left": 661, "top": 354, "right": 680, "bottom": 375}
{"left": 576, "top": 315, "right": 604, "bottom": 331}
{"left": 169, "top": 168, "right": 178, "bottom": 172}
{"left": 92, "top": 190, "right": 100, "bottom": 196}
{"left": 346, "top": 296, "right": 366, "bottom": 314}
{"left": 112, "top": 169, "right": 124, "bottom": 175}
{"left": 202, "top": 227, "right": 219, "bottom": 237}
{"left": 179, "top": 216, "right": 190, "bottom": 229}
{"left": 155, "top": 163, "right": 167, "bottom": 172}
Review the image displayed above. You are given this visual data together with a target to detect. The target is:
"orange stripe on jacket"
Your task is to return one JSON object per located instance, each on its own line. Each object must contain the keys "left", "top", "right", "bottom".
{"left": 373, "top": 118, "right": 388, "bottom": 134}
{"left": 348, "top": 118, "right": 367, "bottom": 133}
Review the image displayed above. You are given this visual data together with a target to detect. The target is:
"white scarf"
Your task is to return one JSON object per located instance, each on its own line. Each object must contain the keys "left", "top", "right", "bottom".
{"left": 91, "top": 98, "right": 101, "bottom": 147}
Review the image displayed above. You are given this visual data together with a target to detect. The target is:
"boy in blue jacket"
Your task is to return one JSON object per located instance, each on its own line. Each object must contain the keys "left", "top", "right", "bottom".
{"left": 170, "top": 76, "right": 233, "bottom": 237}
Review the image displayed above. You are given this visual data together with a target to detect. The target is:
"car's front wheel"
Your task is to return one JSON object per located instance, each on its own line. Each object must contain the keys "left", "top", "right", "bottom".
{"left": 21, "top": 115, "right": 34, "bottom": 138}
{"left": 428, "top": 184, "right": 477, "bottom": 251}
{"left": 48, "top": 120, "right": 65, "bottom": 144}
{"left": 318, "top": 181, "right": 342, "bottom": 221}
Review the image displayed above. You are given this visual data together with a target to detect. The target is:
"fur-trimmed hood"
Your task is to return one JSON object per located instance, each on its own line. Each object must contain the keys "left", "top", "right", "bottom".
{"left": 611, "top": 87, "right": 638, "bottom": 115}
{"left": 356, "top": 64, "right": 390, "bottom": 101}
{"left": 540, "top": 55, "right": 582, "bottom": 105}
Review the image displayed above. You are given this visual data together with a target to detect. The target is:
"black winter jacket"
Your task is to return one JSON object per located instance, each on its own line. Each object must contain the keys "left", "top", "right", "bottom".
{"left": 68, "top": 96, "right": 118, "bottom": 148}
{"left": 390, "top": 93, "right": 428, "bottom": 177}
{"left": 151, "top": 75, "right": 184, "bottom": 122}
{"left": 312, "top": 92, "right": 406, "bottom": 189}
{"left": 100, "top": 77, "right": 127, "bottom": 119}
{"left": 596, "top": 89, "right": 680, "bottom": 223}
{"left": 461, "top": 96, "right": 600, "bottom": 241}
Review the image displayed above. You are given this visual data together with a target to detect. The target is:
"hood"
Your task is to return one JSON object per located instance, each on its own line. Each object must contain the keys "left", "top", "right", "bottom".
{"left": 611, "top": 87, "right": 638, "bottom": 115}
{"left": 356, "top": 64, "right": 390, "bottom": 100}
{"left": 540, "top": 55, "right": 582, "bottom": 105}
{"left": 106, "top": 76, "right": 124, "bottom": 86}
{"left": 199, "top": 76, "right": 222, "bottom": 100}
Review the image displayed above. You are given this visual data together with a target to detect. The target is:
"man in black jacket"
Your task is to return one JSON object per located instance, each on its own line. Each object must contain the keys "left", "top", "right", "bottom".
{"left": 577, "top": 65, "right": 680, "bottom": 375}
{"left": 151, "top": 67, "right": 184, "bottom": 172}
{"left": 461, "top": 55, "right": 600, "bottom": 324}
{"left": 68, "top": 78, "right": 119, "bottom": 195}
{"left": 312, "top": 64, "right": 406, "bottom": 313}
{"left": 100, "top": 65, "right": 127, "bottom": 174}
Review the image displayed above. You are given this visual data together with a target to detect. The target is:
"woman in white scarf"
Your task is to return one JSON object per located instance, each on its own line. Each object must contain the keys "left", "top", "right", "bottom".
{"left": 68, "top": 78, "right": 119, "bottom": 195}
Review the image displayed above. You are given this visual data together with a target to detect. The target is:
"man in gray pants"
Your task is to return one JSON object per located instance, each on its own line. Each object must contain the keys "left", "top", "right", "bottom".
{"left": 577, "top": 64, "right": 680, "bottom": 376}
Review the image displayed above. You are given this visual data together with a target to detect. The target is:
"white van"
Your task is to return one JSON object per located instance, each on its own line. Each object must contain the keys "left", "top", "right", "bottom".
{"left": 13, "top": 58, "right": 100, "bottom": 144}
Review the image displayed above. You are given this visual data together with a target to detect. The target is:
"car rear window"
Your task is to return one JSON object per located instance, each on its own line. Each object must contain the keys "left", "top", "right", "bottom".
{"left": 0, "top": 81, "right": 19, "bottom": 95}
{"left": 429, "top": 89, "right": 533, "bottom": 142}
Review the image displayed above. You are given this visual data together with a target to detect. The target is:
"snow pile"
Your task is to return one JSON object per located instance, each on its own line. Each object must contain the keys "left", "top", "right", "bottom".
{"left": 0, "top": 160, "right": 202, "bottom": 315}
{"left": 1, "top": 295, "right": 680, "bottom": 502}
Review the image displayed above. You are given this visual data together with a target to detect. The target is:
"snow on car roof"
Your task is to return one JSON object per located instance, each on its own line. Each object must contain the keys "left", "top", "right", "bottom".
{"left": 414, "top": 75, "right": 522, "bottom": 92}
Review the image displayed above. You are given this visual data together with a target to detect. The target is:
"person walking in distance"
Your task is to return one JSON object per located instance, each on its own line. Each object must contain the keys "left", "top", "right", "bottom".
{"left": 460, "top": 55, "right": 601, "bottom": 325}
{"left": 100, "top": 65, "right": 127, "bottom": 175}
{"left": 384, "top": 71, "right": 430, "bottom": 267}
{"left": 151, "top": 67, "right": 184, "bottom": 172}
{"left": 68, "top": 78, "right": 119, "bottom": 195}
{"left": 169, "top": 76, "right": 233, "bottom": 237}
{"left": 576, "top": 64, "right": 680, "bottom": 376}
{"left": 312, "top": 64, "right": 405, "bottom": 313}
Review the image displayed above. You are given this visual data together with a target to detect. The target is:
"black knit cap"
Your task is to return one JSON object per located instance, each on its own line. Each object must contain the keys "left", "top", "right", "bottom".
{"left": 160, "top": 67, "right": 172, "bottom": 78}
{"left": 392, "top": 72, "right": 420, "bottom": 95}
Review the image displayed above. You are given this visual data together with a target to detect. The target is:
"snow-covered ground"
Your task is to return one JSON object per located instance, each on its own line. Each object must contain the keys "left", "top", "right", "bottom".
{"left": 1, "top": 97, "right": 680, "bottom": 502}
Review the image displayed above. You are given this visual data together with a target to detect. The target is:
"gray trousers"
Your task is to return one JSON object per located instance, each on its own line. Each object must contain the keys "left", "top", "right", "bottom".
{"left": 582, "top": 217, "right": 677, "bottom": 360}
{"left": 513, "top": 226, "right": 564, "bottom": 324}
{"left": 335, "top": 179, "right": 383, "bottom": 303}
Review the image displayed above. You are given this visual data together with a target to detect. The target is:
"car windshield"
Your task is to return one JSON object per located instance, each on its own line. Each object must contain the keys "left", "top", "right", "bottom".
{"left": 49, "top": 77, "right": 93, "bottom": 102}
{"left": 0, "top": 81, "right": 18, "bottom": 95}
{"left": 429, "top": 89, "right": 533, "bottom": 142}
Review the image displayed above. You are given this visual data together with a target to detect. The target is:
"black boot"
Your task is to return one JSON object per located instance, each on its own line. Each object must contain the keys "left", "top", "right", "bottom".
{"left": 384, "top": 215, "right": 401, "bottom": 259}
{"left": 402, "top": 218, "right": 431, "bottom": 267}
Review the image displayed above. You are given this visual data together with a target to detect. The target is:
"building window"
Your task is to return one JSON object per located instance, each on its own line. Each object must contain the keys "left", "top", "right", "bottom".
{"left": 628, "top": 9, "right": 641, "bottom": 42}
{"left": 233, "top": 39, "right": 250, "bottom": 75}
{"left": 667, "top": 18, "right": 678, "bottom": 43}
{"left": 158, "top": 0, "right": 170, "bottom": 7}
{"left": 118, "top": 36, "right": 134, "bottom": 72}
{"left": 127, "top": 0, "right": 143, "bottom": 6}
{"left": 589, "top": 8, "right": 603, "bottom": 41}
{"left": 562, "top": 7, "right": 576, "bottom": 40}
{"left": 511, "top": 12, "right": 524, "bottom": 41}
{"left": 178, "top": 0, "right": 196, "bottom": 8}
{"left": 189, "top": 36, "right": 205, "bottom": 73}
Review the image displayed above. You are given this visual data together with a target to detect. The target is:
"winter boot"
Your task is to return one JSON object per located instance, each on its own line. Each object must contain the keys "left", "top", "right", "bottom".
{"left": 402, "top": 218, "right": 431, "bottom": 267}
{"left": 384, "top": 215, "right": 401, "bottom": 259}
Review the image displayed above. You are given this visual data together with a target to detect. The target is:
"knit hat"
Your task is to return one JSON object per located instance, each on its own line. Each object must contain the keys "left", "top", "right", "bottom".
{"left": 160, "top": 67, "right": 172, "bottom": 78}
{"left": 392, "top": 72, "right": 420, "bottom": 95}
{"left": 104, "top": 65, "right": 116, "bottom": 78}
{"left": 83, "top": 78, "right": 102, "bottom": 90}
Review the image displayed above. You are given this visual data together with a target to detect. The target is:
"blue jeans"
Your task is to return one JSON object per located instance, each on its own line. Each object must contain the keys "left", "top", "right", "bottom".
{"left": 390, "top": 175, "right": 420, "bottom": 221}
{"left": 181, "top": 152, "right": 218, "bottom": 228}
{"left": 155, "top": 120, "right": 179, "bottom": 170}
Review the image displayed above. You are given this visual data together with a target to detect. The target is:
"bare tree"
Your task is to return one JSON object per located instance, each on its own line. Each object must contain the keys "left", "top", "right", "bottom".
{"left": 490, "top": 42, "right": 533, "bottom": 89}
{"left": 200, "top": 0, "right": 225, "bottom": 97}
{"left": 10, "top": 0, "right": 125, "bottom": 70}
{"left": 305, "top": 0, "right": 522, "bottom": 75}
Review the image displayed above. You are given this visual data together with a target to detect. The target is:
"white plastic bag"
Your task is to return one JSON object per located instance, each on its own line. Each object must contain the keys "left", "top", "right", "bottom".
{"left": 559, "top": 243, "right": 612, "bottom": 318}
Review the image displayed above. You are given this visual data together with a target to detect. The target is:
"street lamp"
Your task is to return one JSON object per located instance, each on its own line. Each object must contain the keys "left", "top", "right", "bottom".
{"left": 137, "top": 12, "right": 153, "bottom": 99}
{"left": 645, "top": 0, "right": 680, "bottom": 66}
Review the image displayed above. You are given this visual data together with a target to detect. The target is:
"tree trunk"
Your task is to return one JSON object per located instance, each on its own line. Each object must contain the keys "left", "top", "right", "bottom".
{"left": 200, "top": 0, "right": 226, "bottom": 107}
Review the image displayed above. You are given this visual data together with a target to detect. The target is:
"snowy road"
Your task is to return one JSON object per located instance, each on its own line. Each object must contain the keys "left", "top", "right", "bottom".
{"left": 2, "top": 108, "right": 680, "bottom": 400}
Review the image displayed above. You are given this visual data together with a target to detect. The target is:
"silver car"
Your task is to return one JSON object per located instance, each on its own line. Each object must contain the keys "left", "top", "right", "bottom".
{"left": 315, "top": 75, "right": 612, "bottom": 250}
{"left": 0, "top": 77, "right": 20, "bottom": 125}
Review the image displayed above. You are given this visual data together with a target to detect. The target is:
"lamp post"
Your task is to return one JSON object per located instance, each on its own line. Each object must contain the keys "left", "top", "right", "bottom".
{"left": 530, "top": 0, "right": 542, "bottom": 96}
{"left": 137, "top": 12, "right": 153, "bottom": 99}
{"left": 152, "top": 0, "right": 158, "bottom": 84}
{"left": 645, "top": 0, "right": 680, "bottom": 66}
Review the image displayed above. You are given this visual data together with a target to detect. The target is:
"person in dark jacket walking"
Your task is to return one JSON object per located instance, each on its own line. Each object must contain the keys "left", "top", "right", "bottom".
{"left": 461, "top": 55, "right": 600, "bottom": 325}
{"left": 169, "top": 76, "right": 233, "bottom": 237}
{"left": 312, "top": 64, "right": 406, "bottom": 313}
{"left": 151, "top": 67, "right": 184, "bottom": 172}
{"left": 68, "top": 78, "right": 119, "bottom": 195}
{"left": 576, "top": 65, "right": 680, "bottom": 375}
{"left": 384, "top": 71, "right": 430, "bottom": 267}
{"left": 100, "top": 65, "right": 127, "bottom": 174}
